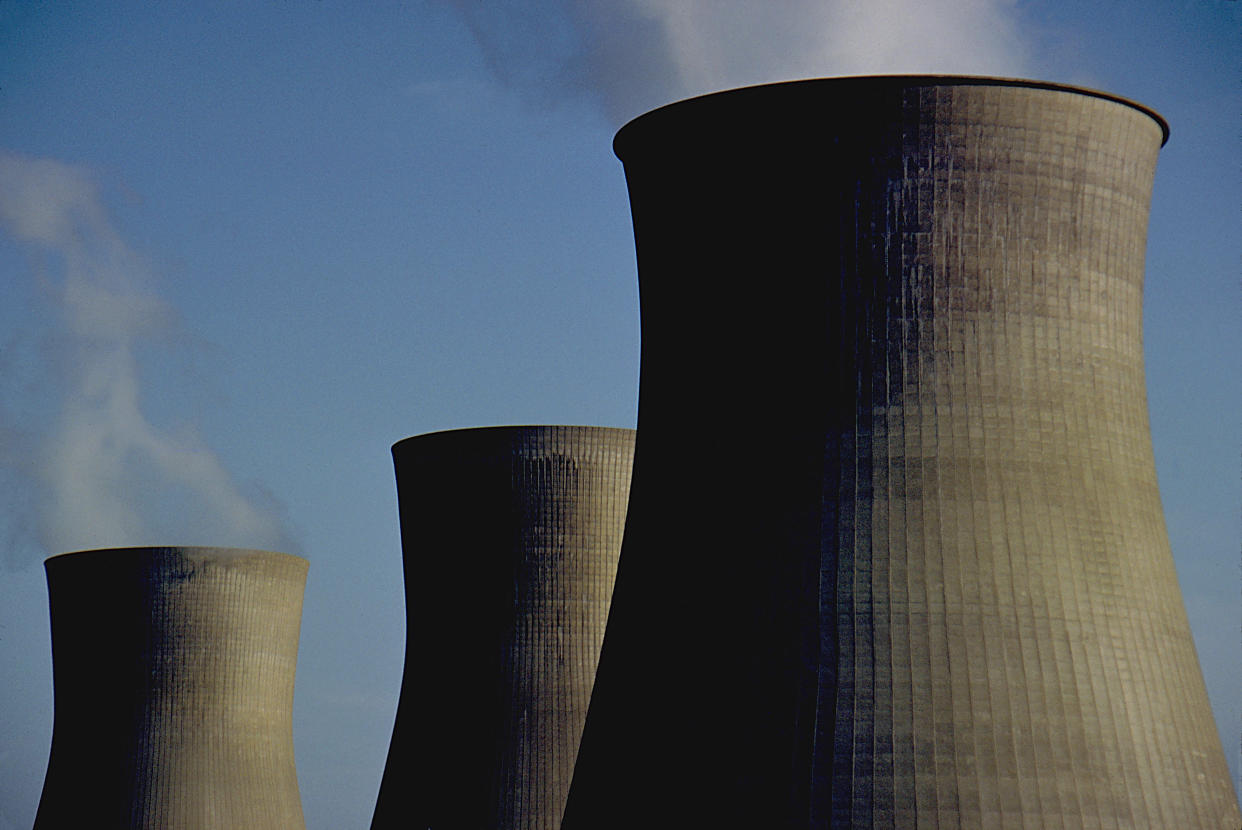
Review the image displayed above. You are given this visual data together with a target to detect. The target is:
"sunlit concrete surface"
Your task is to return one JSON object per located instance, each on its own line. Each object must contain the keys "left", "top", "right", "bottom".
{"left": 372, "top": 426, "right": 634, "bottom": 830}
{"left": 36, "top": 547, "right": 308, "bottom": 829}
{"left": 564, "top": 77, "right": 1241, "bottom": 829}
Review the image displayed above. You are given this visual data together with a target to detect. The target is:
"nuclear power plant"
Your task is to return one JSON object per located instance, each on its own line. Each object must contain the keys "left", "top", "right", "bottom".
{"left": 560, "top": 76, "right": 1241, "bottom": 828}
{"left": 36, "top": 547, "right": 309, "bottom": 829}
{"left": 371, "top": 426, "right": 635, "bottom": 830}
{"left": 27, "top": 76, "right": 1239, "bottom": 830}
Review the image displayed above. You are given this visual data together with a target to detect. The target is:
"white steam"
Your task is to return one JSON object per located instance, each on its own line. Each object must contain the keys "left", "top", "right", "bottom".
{"left": 444, "top": 0, "right": 1032, "bottom": 124}
{"left": 0, "top": 151, "right": 293, "bottom": 564}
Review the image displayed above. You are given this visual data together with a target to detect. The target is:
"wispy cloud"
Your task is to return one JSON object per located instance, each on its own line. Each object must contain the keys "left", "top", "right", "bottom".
{"left": 0, "top": 150, "right": 294, "bottom": 567}
{"left": 440, "top": 0, "right": 1031, "bottom": 124}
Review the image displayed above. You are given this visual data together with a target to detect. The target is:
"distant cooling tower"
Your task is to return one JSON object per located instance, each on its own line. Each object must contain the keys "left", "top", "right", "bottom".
{"left": 371, "top": 426, "right": 635, "bottom": 830}
{"left": 35, "top": 546, "right": 308, "bottom": 829}
{"left": 563, "top": 77, "right": 1241, "bottom": 828}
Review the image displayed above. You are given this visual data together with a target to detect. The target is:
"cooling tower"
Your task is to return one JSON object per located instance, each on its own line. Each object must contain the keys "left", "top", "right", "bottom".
{"left": 35, "top": 546, "right": 308, "bottom": 829}
{"left": 370, "top": 425, "right": 635, "bottom": 830}
{"left": 563, "top": 77, "right": 1241, "bottom": 828}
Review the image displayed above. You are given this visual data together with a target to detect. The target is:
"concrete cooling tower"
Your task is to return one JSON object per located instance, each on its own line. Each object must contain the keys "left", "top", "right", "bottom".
{"left": 371, "top": 425, "right": 635, "bottom": 830}
{"left": 35, "top": 546, "right": 308, "bottom": 829}
{"left": 562, "top": 77, "right": 1241, "bottom": 828}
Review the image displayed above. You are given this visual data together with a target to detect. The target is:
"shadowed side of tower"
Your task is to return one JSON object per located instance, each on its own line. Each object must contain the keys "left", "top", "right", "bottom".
{"left": 371, "top": 425, "right": 634, "bottom": 830}
{"left": 562, "top": 77, "right": 1240, "bottom": 829}
{"left": 35, "top": 546, "right": 308, "bottom": 829}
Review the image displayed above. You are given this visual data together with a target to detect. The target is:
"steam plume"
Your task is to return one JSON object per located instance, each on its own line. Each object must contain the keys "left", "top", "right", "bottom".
{"left": 0, "top": 151, "right": 294, "bottom": 567}
{"left": 442, "top": 0, "right": 1032, "bottom": 124}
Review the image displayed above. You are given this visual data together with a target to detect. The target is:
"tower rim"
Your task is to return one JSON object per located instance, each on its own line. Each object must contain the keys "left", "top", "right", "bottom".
{"left": 44, "top": 545, "right": 305, "bottom": 567}
{"left": 613, "top": 74, "right": 1170, "bottom": 158}
{"left": 391, "top": 424, "right": 636, "bottom": 455}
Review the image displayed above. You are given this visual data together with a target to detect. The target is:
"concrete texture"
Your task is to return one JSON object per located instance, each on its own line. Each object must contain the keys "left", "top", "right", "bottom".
{"left": 371, "top": 425, "right": 635, "bottom": 830}
{"left": 36, "top": 546, "right": 308, "bottom": 829}
{"left": 563, "top": 77, "right": 1241, "bottom": 829}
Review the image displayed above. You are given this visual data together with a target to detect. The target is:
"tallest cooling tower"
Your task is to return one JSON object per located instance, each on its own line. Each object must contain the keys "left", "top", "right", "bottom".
{"left": 564, "top": 77, "right": 1240, "bottom": 828}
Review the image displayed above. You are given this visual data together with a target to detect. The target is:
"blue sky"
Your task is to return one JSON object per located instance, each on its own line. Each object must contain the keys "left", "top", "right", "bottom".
{"left": 0, "top": 1, "right": 1238, "bottom": 826}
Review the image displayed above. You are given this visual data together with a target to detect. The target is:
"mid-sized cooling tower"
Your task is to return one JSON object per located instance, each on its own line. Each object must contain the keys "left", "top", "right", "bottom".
{"left": 35, "top": 546, "right": 308, "bottom": 829}
{"left": 370, "top": 425, "right": 635, "bottom": 830}
{"left": 562, "top": 77, "right": 1242, "bottom": 829}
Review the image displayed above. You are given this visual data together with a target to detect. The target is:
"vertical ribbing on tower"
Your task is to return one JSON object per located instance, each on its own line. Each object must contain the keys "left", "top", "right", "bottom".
{"left": 36, "top": 547, "right": 308, "bottom": 829}
{"left": 371, "top": 425, "right": 635, "bottom": 830}
{"left": 563, "top": 76, "right": 1240, "bottom": 829}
